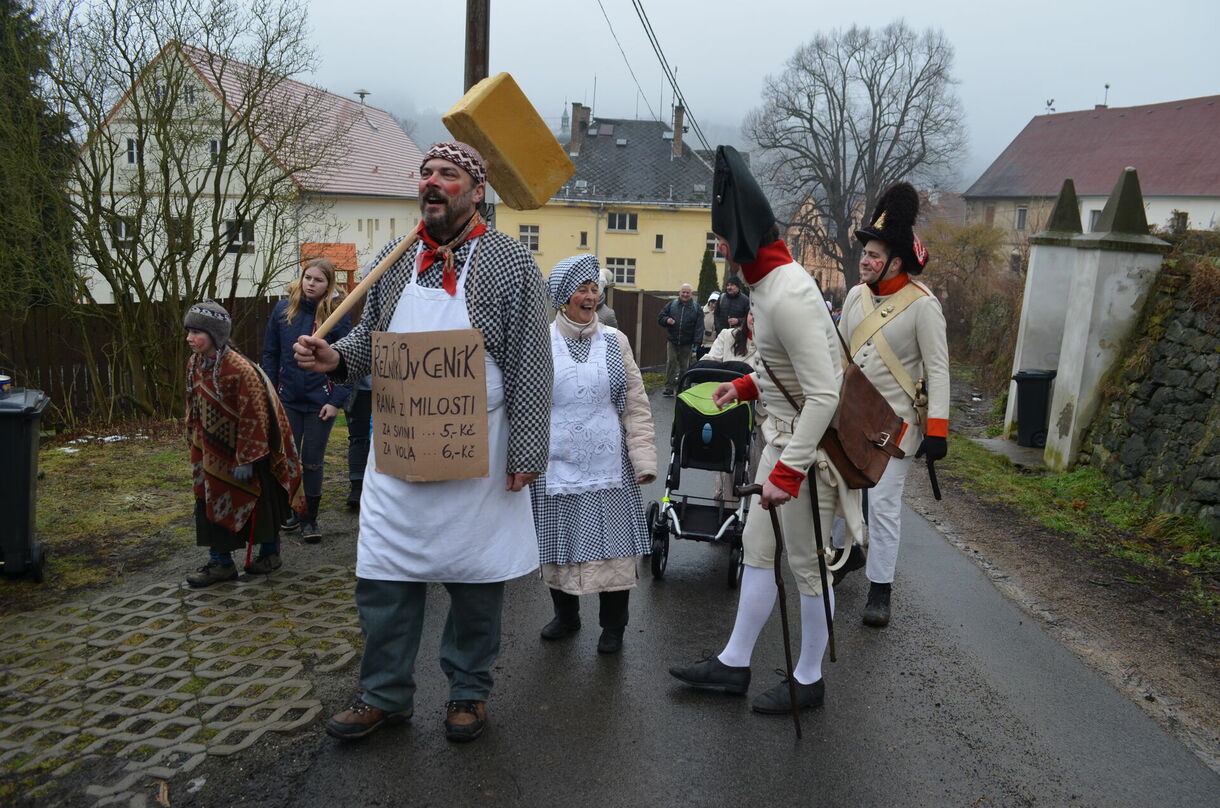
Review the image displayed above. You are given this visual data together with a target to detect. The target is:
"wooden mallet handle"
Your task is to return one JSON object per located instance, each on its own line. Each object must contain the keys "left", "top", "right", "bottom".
{"left": 313, "top": 233, "right": 420, "bottom": 340}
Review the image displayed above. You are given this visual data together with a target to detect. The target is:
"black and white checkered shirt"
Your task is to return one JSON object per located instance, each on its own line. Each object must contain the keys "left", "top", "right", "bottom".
{"left": 331, "top": 229, "right": 553, "bottom": 474}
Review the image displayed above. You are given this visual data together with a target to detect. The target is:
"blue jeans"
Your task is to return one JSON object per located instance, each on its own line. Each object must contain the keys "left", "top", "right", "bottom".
{"left": 284, "top": 407, "right": 336, "bottom": 499}
{"left": 355, "top": 578, "right": 506, "bottom": 712}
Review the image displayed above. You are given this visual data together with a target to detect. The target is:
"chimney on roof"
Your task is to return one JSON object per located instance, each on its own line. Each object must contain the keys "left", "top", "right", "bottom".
{"left": 1094, "top": 104, "right": 1108, "bottom": 110}
{"left": 672, "top": 104, "right": 685, "bottom": 158}
{"left": 569, "top": 102, "right": 591, "bottom": 156}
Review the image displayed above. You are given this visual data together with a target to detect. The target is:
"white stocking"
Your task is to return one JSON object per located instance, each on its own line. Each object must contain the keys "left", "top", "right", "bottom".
{"left": 717, "top": 565, "right": 777, "bottom": 667}
{"left": 792, "top": 587, "right": 836, "bottom": 685}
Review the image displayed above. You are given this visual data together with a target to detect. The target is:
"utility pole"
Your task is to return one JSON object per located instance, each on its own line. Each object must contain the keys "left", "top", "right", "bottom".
{"left": 464, "top": 0, "right": 490, "bottom": 92}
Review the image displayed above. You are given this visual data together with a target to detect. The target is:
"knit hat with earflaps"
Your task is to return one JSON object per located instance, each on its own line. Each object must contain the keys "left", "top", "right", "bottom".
{"left": 184, "top": 300, "right": 232, "bottom": 351}
{"left": 712, "top": 146, "right": 775, "bottom": 264}
{"left": 855, "top": 182, "right": 929, "bottom": 275}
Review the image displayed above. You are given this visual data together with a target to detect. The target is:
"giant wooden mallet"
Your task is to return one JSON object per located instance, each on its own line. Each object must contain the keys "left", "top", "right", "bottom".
{"left": 312, "top": 73, "right": 575, "bottom": 339}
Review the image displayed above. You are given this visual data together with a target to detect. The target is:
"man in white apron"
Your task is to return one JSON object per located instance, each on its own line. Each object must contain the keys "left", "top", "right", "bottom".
{"left": 293, "top": 142, "right": 551, "bottom": 743}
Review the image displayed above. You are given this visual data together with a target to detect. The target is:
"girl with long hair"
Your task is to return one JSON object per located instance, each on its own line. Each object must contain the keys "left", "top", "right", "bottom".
{"left": 261, "top": 258, "right": 353, "bottom": 543}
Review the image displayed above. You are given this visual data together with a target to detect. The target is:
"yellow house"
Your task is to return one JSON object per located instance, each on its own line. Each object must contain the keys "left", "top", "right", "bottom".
{"left": 495, "top": 103, "right": 716, "bottom": 294}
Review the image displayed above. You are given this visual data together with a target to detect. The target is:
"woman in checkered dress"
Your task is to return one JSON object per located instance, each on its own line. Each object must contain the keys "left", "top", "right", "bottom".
{"left": 530, "top": 255, "right": 657, "bottom": 655}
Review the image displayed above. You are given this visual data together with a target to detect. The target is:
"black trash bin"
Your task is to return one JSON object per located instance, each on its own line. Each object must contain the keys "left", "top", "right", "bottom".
{"left": 0, "top": 388, "right": 50, "bottom": 582}
{"left": 1011, "top": 369, "right": 1057, "bottom": 448}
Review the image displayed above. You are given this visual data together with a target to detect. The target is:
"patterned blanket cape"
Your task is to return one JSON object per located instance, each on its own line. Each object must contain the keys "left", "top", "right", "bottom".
{"left": 186, "top": 348, "right": 304, "bottom": 532}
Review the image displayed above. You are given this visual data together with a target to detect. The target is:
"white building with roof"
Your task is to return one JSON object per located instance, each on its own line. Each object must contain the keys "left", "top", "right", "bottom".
{"left": 78, "top": 41, "right": 424, "bottom": 302}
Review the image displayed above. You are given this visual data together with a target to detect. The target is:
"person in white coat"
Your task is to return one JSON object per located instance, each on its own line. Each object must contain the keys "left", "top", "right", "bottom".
{"left": 670, "top": 146, "right": 863, "bottom": 717}
{"left": 836, "top": 182, "right": 950, "bottom": 627}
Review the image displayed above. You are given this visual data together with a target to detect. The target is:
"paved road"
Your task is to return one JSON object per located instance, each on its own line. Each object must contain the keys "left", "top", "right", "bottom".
{"left": 226, "top": 393, "right": 1218, "bottom": 808}
{"left": 6, "top": 392, "right": 1218, "bottom": 807}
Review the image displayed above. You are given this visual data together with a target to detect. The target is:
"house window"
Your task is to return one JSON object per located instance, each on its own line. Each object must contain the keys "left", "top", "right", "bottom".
{"left": 1015, "top": 207, "right": 1028, "bottom": 231}
{"left": 209, "top": 139, "right": 222, "bottom": 164}
{"left": 390, "top": 218, "right": 397, "bottom": 239}
{"left": 984, "top": 206, "right": 995, "bottom": 226}
{"left": 166, "top": 216, "right": 193, "bottom": 253}
{"left": 519, "top": 224, "right": 540, "bottom": 252}
{"left": 605, "top": 257, "right": 635, "bottom": 286}
{"left": 655, "top": 234, "right": 664, "bottom": 250}
{"left": 706, "top": 232, "right": 724, "bottom": 260}
{"left": 182, "top": 86, "right": 196, "bottom": 106}
{"left": 112, "top": 217, "right": 135, "bottom": 250}
{"left": 579, "top": 231, "right": 588, "bottom": 248}
{"left": 607, "top": 212, "right": 638, "bottom": 232}
{"left": 1089, "top": 210, "right": 1103, "bottom": 232}
{"left": 224, "top": 219, "right": 254, "bottom": 254}
{"left": 127, "top": 138, "right": 143, "bottom": 165}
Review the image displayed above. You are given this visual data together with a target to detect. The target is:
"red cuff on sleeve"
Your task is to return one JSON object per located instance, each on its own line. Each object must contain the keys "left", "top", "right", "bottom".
{"left": 732, "top": 374, "right": 759, "bottom": 402}
{"left": 768, "top": 460, "right": 806, "bottom": 498}
{"left": 926, "top": 418, "right": 949, "bottom": 438}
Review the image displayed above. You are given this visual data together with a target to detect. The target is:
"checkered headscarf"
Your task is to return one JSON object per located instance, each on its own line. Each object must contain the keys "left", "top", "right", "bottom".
{"left": 421, "top": 141, "right": 487, "bottom": 185}
{"left": 548, "top": 254, "right": 601, "bottom": 310}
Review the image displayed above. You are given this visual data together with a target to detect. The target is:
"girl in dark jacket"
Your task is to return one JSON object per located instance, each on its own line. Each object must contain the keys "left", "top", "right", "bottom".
{"left": 262, "top": 258, "right": 352, "bottom": 542}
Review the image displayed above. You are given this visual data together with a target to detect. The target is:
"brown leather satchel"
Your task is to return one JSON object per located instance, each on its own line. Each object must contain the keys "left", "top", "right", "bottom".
{"left": 761, "top": 330, "right": 905, "bottom": 489}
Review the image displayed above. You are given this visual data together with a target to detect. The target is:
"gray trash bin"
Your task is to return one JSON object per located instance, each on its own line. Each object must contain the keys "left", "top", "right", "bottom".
{"left": 0, "top": 388, "right": 50, "bottom": 582}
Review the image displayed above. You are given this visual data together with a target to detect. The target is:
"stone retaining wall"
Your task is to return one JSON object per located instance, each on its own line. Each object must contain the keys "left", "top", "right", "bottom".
{"left": 1082, "top": 268, "right": 1219, "bottom": 536}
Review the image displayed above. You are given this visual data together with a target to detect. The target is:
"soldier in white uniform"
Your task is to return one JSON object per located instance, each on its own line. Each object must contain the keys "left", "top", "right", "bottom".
{"left": 837, "top": 182, "right": 950, "bottom": 627}
{"left": 670, "top": 146, "right": 863, "bottom": 717}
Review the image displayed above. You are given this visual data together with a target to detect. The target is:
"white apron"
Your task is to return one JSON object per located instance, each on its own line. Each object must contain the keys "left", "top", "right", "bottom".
{"left": 545, "top": 323, "right": 622, "bottom": 495}
{"left": 357, "top": 240, "right": 540, "bottom": 582}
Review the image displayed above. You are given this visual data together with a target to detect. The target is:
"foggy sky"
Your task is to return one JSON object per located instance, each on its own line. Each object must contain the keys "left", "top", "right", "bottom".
{"left": 303, "top": 0, "right": 1217, "bottom": 189}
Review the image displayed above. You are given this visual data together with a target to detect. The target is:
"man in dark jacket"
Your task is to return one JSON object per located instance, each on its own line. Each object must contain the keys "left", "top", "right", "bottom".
{"left": 714, "top": 276, "right": 750, "bottom": 334}
{"left": 657, "top": 283, "right": 701, "bottom": 396}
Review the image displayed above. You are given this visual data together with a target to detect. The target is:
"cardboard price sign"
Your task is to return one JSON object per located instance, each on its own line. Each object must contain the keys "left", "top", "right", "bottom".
{"left": 371, "top": 330, "right": 489, "bottom": 482}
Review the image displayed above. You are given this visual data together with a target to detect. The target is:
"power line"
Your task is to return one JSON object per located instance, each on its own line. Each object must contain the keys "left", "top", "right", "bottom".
{"left": 594, "top": 0, "right": 659, "bottom": 121}
{"left": 630, "top": 0, "right": 713, "bottom": 155}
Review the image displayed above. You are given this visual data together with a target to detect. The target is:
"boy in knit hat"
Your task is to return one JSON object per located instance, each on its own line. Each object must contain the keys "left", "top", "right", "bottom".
{"left": 184, "top": 301, "right": 303, "bottom": 586}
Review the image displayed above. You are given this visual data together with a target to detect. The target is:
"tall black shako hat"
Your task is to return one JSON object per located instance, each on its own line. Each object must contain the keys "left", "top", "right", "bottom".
{"left": 712, "top": 145, "right": 775, "bottom": 264}
{"left": 855, "top": 182, "right": 929, "bottom": 275}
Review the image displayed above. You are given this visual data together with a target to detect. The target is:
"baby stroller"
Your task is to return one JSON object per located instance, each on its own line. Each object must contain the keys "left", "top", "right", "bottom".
{"left": 647, "top": 363, "right": 755, "bottom": 589}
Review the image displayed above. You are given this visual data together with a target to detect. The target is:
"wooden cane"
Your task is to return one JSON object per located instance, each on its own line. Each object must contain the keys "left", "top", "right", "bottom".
{"left": 312, "top": 233, "right": 420, "bottom": 340}
{"left": 738, "top": 483, "right": 802, "bottom": 739}
{"left": 807, "top": 469, "right": 837, "bottom": 662}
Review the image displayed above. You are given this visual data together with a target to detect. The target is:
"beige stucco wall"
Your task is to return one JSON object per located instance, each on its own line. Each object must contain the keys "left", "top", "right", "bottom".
{"left": 495, "top": 201, "right": 714, "bottom": 292}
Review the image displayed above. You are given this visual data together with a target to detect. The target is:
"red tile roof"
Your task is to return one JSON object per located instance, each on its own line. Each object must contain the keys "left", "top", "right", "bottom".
{"left": 965, "top": 95, "right": 1220, "bottom": 199}
{"left": 179, "top": 44, "right": 423, "bottom": 199}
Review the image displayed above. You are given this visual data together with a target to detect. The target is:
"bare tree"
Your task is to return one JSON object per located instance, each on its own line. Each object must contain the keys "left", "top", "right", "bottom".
{"left": 44, "top": 0, "right": 350, "bottom": 418}
{"left": 746, "top": 20, "right": 966, "bottom": 289}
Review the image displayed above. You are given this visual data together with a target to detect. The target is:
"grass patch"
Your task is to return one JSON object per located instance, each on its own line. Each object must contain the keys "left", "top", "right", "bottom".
{"left": 4, "top": 415, "right": 353, "bottom": 614}
{"left": 642, "top": 371, "right": 666, "bottom": 390}
{"left": 942, "top": 435, "right": 1218, "bottom": 617}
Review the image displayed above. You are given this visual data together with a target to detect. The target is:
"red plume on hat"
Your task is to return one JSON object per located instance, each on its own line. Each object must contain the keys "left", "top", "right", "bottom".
{"left": 854, "top": 182, "right": 929, "bottom": 274}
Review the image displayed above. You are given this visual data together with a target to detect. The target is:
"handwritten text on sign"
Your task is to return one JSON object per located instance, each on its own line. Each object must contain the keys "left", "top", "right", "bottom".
{"left": 371, "top": 329, "right": 488, "bottom": 482}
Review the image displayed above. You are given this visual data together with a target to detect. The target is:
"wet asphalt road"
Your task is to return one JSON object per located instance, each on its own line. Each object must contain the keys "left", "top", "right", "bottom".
{"left": 222, "top": 392, "right": 1218, "bottom": 808}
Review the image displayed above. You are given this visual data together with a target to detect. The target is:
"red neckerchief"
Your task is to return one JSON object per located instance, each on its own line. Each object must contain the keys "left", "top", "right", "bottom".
{"left": 740, "top": 239, "right": 794, "bottom": 285}
{"left": 868, "top": 271, "right": 910, "bottom": 296}
{"left": 416, "top": 212, "right": 487, "bottom": 296}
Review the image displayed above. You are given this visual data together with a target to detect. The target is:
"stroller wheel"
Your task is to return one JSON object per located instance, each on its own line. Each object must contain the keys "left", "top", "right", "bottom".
{"left": 727, "top": 542, "right": 743, "bottom": 590}
{"left": 650, "top": 532, "right": 669, "bottom": 578}
{"left": 646, "top": 502, "right": 669, "bottom": 579}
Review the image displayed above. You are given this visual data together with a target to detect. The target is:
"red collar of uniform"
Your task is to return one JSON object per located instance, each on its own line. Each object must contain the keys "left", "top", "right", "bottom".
{"left": 869, "top": 271, "right": 911, "bottom": 296}
{"left": 740, "top": 239, "right": 794, "bottom": 284}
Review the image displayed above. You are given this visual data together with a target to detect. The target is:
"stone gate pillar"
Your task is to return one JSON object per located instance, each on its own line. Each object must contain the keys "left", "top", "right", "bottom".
{"left": 1004, "top": 179, "right": 1082, "bottom": 439}
{"left": 1043, "top": 168, "right": 1169, "bottom": 471}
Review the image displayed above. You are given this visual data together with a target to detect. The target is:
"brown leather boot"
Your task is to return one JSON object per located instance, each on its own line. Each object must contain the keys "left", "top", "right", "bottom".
{"left": 444, "top": 700, "right": 487, "bottom": 742}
